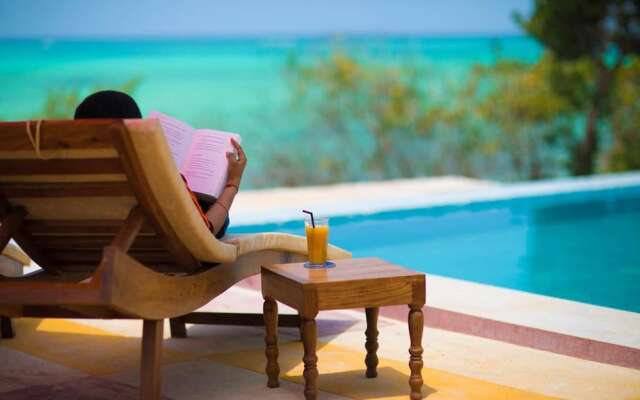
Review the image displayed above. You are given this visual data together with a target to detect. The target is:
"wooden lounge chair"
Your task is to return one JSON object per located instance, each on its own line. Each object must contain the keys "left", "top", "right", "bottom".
{"left": 0, "top": 119, "right": 351, "bottom": 399}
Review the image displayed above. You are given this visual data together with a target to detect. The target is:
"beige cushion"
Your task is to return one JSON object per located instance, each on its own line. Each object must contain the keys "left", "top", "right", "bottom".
{"left": 1, "top": 243, "right": 31, "bottom": 266}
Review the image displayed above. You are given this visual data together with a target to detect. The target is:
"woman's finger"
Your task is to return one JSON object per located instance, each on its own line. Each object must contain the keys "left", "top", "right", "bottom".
{"left": 231, "top": 138, "right": 245, "bottom": 158}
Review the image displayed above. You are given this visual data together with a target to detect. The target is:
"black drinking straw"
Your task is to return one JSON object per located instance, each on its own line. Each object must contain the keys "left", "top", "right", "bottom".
{"left": 302, "top": 210, "right": 315, "bottom": 228}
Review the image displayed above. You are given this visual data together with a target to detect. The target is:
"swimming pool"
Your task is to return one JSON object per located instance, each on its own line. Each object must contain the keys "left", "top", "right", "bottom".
{"left": 229, "top": 184, "right": 640, "bottom": 313}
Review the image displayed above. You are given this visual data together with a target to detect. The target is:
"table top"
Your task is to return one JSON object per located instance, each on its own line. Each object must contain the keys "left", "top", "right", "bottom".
{"left": 262, "top": 257, "right": 423, "bottom": 286}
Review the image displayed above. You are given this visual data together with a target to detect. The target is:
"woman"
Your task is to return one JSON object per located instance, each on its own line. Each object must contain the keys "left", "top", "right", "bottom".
{"left": 74, "top": 90, "right": 246, "bottom": 238}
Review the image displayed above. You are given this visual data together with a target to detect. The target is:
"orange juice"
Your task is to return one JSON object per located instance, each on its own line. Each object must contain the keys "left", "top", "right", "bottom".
{"left": 305, "top": 224, "right": 329, "bottom": 265}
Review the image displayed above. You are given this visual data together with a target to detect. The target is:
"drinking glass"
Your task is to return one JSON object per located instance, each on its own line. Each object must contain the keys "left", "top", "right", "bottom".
{"left": 304, "top": 216, "right": 331, "bottom": 268}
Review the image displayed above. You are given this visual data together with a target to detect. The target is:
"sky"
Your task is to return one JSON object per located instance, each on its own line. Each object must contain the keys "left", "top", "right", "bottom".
{"left": 0, "top": 0, "right": 532, "bottom": 38}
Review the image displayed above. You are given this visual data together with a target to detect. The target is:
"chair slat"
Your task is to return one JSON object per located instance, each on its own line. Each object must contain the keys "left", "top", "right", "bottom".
{"left": 0, "top": 120, "right": 118, "bottom": 152}
{"left": 0, "top": 158, "right": 123, "bottom": 175}
{"left": 13, "top": 197, "right": 137, "bottom": 220}
{"left": 50, "top": 250, "right": 174, "bottom": 264}
{"left": 0, "top": 182, "right": 133, "bottom": 197}
{"left": 24, "top": 219, "right": 156, "bottom": 235}
{"left": 35, "top": 236, "right": 164, "bottom": 250}
{"left": 47, "top": 250, "right": 104, "bottom": 262}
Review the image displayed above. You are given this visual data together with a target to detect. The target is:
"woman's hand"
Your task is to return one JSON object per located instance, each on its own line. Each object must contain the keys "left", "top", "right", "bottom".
{"left": 226, "top": 138, "right": 247, "bottom": 187}
{"left": 207, "top": 138, "right": 245, "bottom": 237}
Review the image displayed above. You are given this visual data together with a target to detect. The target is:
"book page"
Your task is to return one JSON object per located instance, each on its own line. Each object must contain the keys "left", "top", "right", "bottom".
{"left": 182, "top": 129, "right": 241, "bottom": 198}
{"left": 148, "top": 110, "right": 194, "bottom": 170}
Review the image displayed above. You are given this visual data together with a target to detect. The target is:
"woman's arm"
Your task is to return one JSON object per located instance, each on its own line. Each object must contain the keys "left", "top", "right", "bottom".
{"left": 206, "top": 138, "right": 246, "bottom": 236}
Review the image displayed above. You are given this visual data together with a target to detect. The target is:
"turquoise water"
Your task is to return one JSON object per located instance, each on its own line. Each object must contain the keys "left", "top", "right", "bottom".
{"left": 229, "top": 185, "right": 640, "bottom": 313}
{"left": 0, "top": 36, "right": 540, "bottom": 122}
{"left": 0, "top": 36, "right": 542, "bottom": 187}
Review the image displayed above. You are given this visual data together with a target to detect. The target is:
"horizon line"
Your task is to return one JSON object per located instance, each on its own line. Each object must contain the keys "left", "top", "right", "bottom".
{"left": 0, "top": 32, "right": 529, "bottom": 41}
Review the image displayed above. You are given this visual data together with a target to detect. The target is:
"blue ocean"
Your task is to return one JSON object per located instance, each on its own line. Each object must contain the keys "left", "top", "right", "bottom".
{"left": 0, "top": 36, "right": 542, "bottom": 186}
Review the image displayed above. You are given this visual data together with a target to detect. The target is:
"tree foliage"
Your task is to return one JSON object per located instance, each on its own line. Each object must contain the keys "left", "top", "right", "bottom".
{"left": 608, "top": 57, "right": 640, "bottom": 170}
{"left": 262, "top": 52, "right": 436, "bottom": 185}
{"left": 261, "top": 40, "right": 640, "bottom": 187}
{"left": 461, "top": 55, "right": 575, "bottom": 179}
{"left": 34, "top": 76, "right": 142, "bottom": 119}
{"left": 516, "top": 0, "right": 640, "bottom": 175}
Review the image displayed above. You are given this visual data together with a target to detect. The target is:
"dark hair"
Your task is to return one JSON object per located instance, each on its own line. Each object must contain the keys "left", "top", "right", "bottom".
{"left": 74, "top": 90, "right": 142, "bottom": 119}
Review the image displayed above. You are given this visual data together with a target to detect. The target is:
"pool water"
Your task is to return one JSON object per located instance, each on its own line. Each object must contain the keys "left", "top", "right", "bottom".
{"left": 229, "top": 185, "right": 640, "bottom": 313}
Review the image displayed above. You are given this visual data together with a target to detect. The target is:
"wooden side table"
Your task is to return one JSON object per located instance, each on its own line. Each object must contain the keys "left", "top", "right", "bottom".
{"left": 261, "top": 257, "right": 426, "bottom": 400}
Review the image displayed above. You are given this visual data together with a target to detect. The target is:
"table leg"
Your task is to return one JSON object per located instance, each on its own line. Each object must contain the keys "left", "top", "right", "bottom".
{"left": 408, "top": 305, "right": 424, "bottom": 400}
{"left": 263, "top": 297, "right": 280, "bottom": 388}
{"left": 365, "top": 307, "right": 379, "bottom": 378}
{"left": 298, "top": 311, "right": 303, "bottom": 342}
{"left": 301, "top": 317, "right": 318, "bottom": 400}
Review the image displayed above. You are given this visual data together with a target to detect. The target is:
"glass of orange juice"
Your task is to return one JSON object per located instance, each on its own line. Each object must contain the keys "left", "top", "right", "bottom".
{"left": 304, "top": 215, "right": 333, "bottom": 268}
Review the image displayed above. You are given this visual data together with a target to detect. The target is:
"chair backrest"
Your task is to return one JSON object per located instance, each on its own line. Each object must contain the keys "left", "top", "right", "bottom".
{"left": 0, "top": 119, "right": 237, "bottom": 275}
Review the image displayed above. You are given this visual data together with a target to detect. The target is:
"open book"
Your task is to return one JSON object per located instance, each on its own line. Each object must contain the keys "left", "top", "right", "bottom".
{"left": 149, "top": 111, "right": 241, "bottom": 201}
